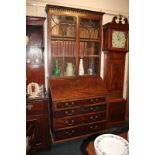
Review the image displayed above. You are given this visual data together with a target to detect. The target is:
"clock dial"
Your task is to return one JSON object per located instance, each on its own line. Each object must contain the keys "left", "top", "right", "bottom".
{"left": 112, "top": 31, "right": 126, "bottom": 48}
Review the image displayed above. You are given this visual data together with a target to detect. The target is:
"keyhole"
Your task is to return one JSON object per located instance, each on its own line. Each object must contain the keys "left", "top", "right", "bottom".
{"left": 32, "top": 85, "right": 35, "bottom": 92}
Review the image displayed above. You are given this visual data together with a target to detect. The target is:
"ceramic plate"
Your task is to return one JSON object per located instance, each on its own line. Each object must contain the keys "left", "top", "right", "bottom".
{"left": 94, "top": 134, "right": 129, "bottom": 155}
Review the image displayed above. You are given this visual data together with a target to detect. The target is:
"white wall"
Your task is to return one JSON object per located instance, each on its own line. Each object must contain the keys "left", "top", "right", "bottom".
{"left": 26, "top": 0, "right": 129, "bottom": 98}
{"left": 26, "top": 0, "right": 129, "bottom": 23}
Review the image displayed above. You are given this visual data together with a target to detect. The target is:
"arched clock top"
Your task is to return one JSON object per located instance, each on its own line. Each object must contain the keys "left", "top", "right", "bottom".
{"left": 112, "top": 15, "right": 128, "bottom": 26}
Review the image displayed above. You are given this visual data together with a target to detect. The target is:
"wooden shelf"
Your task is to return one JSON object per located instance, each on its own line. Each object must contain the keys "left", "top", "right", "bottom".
{"left": 80, "top": 38, "right": 100, "bottom": 42}
{"left": 81, "top": 55, "right": 99, "bottom": 58}
{"left": 51, "top": 35, "right": 76, "bottom": 41}
{"left": 52, "top": 55, "right": 76, "bottom": 57}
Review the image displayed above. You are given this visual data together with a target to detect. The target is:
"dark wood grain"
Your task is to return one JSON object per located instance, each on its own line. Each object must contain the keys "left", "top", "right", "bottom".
{"left": 49, "top": 76, "right": 109, "bottom": 101}
{"left": 104, "top": 52, "right": 126, "bottom": 98}
{"left": 26, "top": 98, "right": 51, "bottom": 151}
{"left": 26, "top": 16, "right": 50, "bottom": 151}
{"left": 26, "top": 16, "right": 45, "bottom": 89}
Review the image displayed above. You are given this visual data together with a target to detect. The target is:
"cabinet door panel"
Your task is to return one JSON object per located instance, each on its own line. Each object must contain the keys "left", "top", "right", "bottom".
{"left": 108, "top": 62, "right": 124, "bottom": 90}
{"left": 27, "top": 115, "right": 50, "bottom": 150}
{"left": 108, "top": 99, "right": 126, "bottom": 122}
{"left": 26, "top": 102, "right": 48, "bottom": 115}
{"left": 104, "top": 52, "right": 126, "bottom": 97}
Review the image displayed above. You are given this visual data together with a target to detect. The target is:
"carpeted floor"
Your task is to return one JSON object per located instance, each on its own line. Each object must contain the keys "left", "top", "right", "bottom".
{"left": 36, "top": 138, "right": 89, "bottom": 155}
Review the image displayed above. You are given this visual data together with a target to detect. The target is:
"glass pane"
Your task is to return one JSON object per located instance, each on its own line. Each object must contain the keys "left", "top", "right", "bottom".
{"left": 51, "top": 40, "right": 76, "bottom": 77}
{"left": 79, "top": 42, "right": 100, "bottom": 57}
{"left": 51, "top": 40, "right": 63, "bottom": 57}
{"left": 51, "top": 15, "right": 76, "bottom": 37}
{"left": 64, "top": 57, "right": 76, "bottom": 77}
{"left": 80, "top": 18, "right": 100, "bottom": 39}
{"left": 63, "top": 41, "right": 76, "bottom": 57}
{"left": 51, "top": 57, "right": 63, "bottom": 77}
{"left": 26, "top": 47, "right": 43, "bottom": 65}
{"left": 80, "top": 57, "right": 99, "bottom": 76}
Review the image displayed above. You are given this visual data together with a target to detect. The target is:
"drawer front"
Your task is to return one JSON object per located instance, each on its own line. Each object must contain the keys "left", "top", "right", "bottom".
{"left": 53, "top": 121, "right": 106, "bottom": 141}
{"left": 54, "top": 108, "right": 81, "bottom": 117}
{"left": 84, "top": 121, "right": 107, "bottom": 135}
{"left": 54, "top": 103, "right": 107, "bottom": 118}
{"left": 54, "top": 116, "right": 82, "bottom": 129}
{"left": 82, "top": 104, "right": 107, "bottom": 113}
{"left": 54, "top": 126, "right": 84, "bottom": 141}
{"left": 55, "top": 97, "right": 105, "bottom": 110}
{"left": 83, "top": 112, "right": 107, "bottom": 124}
{"left": 26, "top": 102, "right": 48, "bottom": 115}
{"left": 54, "top": 112, "right": 107, "bottom": 129}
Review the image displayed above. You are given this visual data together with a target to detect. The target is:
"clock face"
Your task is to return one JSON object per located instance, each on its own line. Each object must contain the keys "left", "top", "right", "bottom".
{"left": 112, "top": 30, "right": 126, "bottom": 48}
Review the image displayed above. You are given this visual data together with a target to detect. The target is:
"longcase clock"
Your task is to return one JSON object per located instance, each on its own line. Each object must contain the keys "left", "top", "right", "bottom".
{"left": 103, "top": 15, "right": 129, "bottom": 128}
{"left": 26, "top": 16, "right": 51, "bottom": 151}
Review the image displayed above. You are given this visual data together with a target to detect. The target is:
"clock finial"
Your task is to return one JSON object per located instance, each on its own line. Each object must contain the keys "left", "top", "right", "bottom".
{"left": 119, "top": 15, "right": 122, "bottom": 24}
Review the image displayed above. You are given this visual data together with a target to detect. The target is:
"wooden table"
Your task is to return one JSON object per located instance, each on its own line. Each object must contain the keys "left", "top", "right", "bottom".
{"left": 86, "top": 132, "right": 128, "bottom": 155}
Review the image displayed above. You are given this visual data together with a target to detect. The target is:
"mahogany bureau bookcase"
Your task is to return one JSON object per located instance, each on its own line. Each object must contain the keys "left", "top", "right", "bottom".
{"left": 46, "top": 5, "right": 128, "bottom": 144}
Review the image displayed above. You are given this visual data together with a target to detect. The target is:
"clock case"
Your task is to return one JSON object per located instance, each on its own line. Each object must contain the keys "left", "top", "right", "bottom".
{"left": 103, "top": 15, "right": 129, "bottom": 52}
{"left": 103, "top": 16, "right": 129, "bottom": 98}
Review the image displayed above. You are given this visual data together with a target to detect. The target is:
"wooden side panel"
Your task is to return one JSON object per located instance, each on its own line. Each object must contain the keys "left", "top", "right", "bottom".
{"left": 26, "top": 64, "right": 45, "bottom": 85}
{"left": 104, "top": 52, "right": 126, "bottom": 97}
{"left": 107, "top": 98, "right": 126, "bottom": 123}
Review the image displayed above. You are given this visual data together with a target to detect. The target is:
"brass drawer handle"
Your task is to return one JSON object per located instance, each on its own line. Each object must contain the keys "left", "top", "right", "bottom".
{"left": 65, "top": 110, "right": 75, "bottom": 115}
{"left": 95, "top": 98, "right": 99, "bottom": 102}
{"left": 65, "top": 119, "right": 75, "bottom": 126}
{"left": 65, "top": 102, "right": 69, "bottom": 106}
{"left": 90, "top": 106, "right": 99, "bottom": 111}
{"left": 26, "top": 104, "right": 34, "bottom": 111}
{"left": 65, "top": 130, "right": 75, "bottom": 136}
{"left": 89, "top": 115, "right": 99, "bottom": 120}
{"left": 65, "top": 102, "right": 75, "bottom": 107}
{"left": 90, "top": 99, "right": 94, "bottom": 103}
{"left": 90, "top": 125, "right": 98, "bottom": 130}
{"left": 71, "top": 102, "right": 74, "bottom": 105}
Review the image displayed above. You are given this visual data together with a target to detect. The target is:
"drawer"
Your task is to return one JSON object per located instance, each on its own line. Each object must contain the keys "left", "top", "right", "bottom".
{"left": 54, "top": 107, "right": 81, "bottom": 117}
{"left": 26, "top": 102, "right": 48, "bottom": 115}
{"left": 83, "top": 112, "right": 107, "bottom": 124}
{"left": 54, "top": 103, "right": 107, "bottom": 118}
{"left": 54, "top": 112, "right": 107, "bottom": 129}
{"left": 81, "top": 104, "right": 107, "bottom": 113}
{"left": 53, "top": 121, "right": 106, "bottom": 141}
{"left": 84, "top": 121, "right": 107, "bottom": 135}
{"left": 54, "top": 97, "right": 105, "bottom": 110}
{"left": 54, "top": 116, "right": 82, "bottom": 129}
{"left": 54, "top": 126, "right": 84, "bottom": 141}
